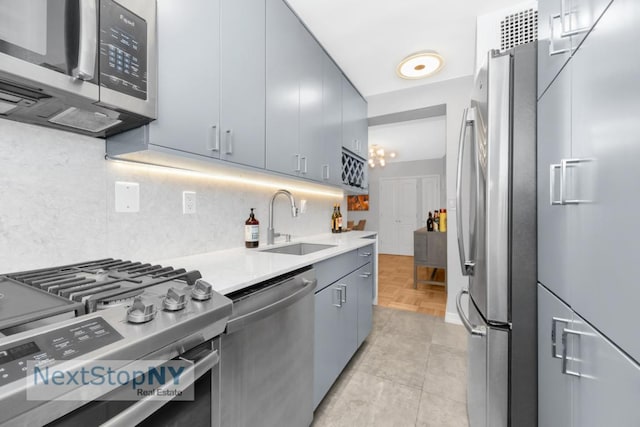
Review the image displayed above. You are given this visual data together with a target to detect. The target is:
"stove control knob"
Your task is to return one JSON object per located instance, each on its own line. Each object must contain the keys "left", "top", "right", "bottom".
{"left": 191, "top": 279, "right": 213, "bottom": 301}
{"left": 127, "top": 296, "right": 157, "bottom": 323}
{"left": 163, "top": 287, "right": 188, "bottom": 311}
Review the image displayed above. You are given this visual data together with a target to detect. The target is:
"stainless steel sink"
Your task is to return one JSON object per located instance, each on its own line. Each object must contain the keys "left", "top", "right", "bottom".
{"left": 261, "top": 243, "right": 336, "bottom": 256}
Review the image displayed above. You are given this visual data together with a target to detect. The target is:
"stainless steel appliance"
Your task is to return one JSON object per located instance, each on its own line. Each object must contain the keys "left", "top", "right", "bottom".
{"left": 0, "top": 0, "right": 157, "bottom": 136}
{"left": 0, "top": 259, "right": 232, "bottom": 426}
{"left": 455, "top": 42, "right": 537, "bottom": 427}
{"left": 220, "top": 267, "right": 315, "bottom": 427}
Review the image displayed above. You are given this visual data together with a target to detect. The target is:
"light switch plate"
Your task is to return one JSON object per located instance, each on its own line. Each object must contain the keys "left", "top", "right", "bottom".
{"left": 115, "top": 182, "right": 140, "bottom": 213}
{"left": 447, "top": 198, "right": 457, "bottom": 211}
{"left": 183, "top": 191, "right": 196, "bottom": 214}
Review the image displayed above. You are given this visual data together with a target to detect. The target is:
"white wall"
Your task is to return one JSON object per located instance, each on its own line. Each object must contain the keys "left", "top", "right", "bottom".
{"left": 366, "top": 75, "right": 474, "bottom": 323}
{"left": 0, "top": 120, "right": 341, "bottom": 272}
{"left": 347, "top": 157, "right": 446, "bottom": 233}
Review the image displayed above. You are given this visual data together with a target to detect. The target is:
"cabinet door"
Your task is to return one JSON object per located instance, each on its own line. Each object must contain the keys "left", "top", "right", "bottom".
{"left": 220, "top": 0, "right": 266, "bottom": 168}
{"left": 298, "top": 31, "right": 324, "bottom": 182}
{"left": 355, "top": 92, "right": 368, "bottom": 155}
{"left": 355, "top": 263, "right": 373, "bottom": 347}
{"left": 153, "top": 0, "right": 220, "bottom": 157}
{"left": 341, "top": 78, "right": 361, "bottom": 155}
{"left": 537, "top": 67, "right": 573, "bottom": 304}
{"left": 313, "top": 282, "right": 357, "bottom": 409}
{"left": 570, "top": 0, "right": 640, "bottom": 362}
{"left": 537, "top": 284, "right": 573, "bottom": 427}
{"left": 537, "top": 0, "right": 572, "bottom": 98}
{"left": 266, "top": 0, "right": 301, "bottom": 176}
{"left": 570, "top": 311, "right": 640, "bottom": 427}
{"left": 321, "top": 54, "right": 343, "bottom": 186}
{"left": 568, "top": 0, "right": 613, "bottom": 52}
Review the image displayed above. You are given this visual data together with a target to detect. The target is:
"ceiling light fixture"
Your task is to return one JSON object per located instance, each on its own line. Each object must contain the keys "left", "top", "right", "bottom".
{"left": 368, "top": 145, "right": 396, "bottom": 168}
{"left": 396, "top": 51, "right": 445, "bottom": 80}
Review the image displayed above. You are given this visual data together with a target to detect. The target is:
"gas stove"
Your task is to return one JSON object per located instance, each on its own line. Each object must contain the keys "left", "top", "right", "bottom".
{"left": 0, "top": 259, "right": 233, "bottom": 426}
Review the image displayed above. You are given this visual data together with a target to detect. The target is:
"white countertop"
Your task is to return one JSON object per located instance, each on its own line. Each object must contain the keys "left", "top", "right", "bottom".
{"left": 159, "top": 231, "right": 377, "bottom": 295}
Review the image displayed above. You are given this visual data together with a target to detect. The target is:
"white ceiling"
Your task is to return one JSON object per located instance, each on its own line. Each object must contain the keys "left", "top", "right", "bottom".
{"left": 368, "top": 116, "right": 446, "bottom": 163}
{"left": 286, "top": 0, "right": 517, "bottom": 96}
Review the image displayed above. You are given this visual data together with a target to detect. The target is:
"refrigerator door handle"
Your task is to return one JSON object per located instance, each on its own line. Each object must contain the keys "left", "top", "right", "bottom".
{"left": 456, "top": 108, "right": 476, "bottom": 276}
{"left": 456, "top": 288, "right": 486, "bottom": 337}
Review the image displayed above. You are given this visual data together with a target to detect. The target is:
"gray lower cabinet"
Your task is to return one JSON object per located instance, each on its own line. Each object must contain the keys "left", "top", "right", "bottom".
{"left": 538, "top": 284, "right": 640, "bottom": 427}
{"left": 313, "top": 249, "right": 374, "bottom": 409}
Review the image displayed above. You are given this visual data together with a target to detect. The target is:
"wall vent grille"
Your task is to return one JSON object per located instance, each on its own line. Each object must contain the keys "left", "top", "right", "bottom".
{"left": 500, "top": 8, "right": 538, "bottom": 51}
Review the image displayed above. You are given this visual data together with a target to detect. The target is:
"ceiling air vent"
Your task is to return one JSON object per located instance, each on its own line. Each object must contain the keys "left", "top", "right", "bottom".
{"left": 500, "top": 8, "right": 538, "bottom": 51}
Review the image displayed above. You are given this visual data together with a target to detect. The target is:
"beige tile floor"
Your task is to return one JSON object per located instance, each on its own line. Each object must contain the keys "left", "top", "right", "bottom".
{"left": 312, "top": 306, "right": 470, "bottom": 427}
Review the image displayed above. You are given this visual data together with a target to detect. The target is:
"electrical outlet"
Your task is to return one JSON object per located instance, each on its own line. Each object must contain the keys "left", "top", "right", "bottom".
{"left": 300, "top": 199, "right": 308, "bottom": 214}
{"left": 183, "top": 191, "right": 196, "bottom": 214}
{"left": 115, "top": 182, "right": 140, "bottom": 213}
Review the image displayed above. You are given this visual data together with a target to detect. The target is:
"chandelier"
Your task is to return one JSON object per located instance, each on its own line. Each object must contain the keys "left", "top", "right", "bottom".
{"left": 368, "top": 145, "right": 396, "bottom": 168}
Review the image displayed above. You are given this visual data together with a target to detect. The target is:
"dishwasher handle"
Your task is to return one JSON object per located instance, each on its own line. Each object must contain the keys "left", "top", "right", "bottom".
{"left": 225, "top": 277, "right": 316, "bottom": 334}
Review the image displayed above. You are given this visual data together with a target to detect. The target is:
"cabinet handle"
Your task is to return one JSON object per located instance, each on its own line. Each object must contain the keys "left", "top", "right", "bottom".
{"left": 332, "top": 287, "right": 342, "bottom": 307}
{"left": 561, "top": 328, "right": 588, "bottom": 377}
{"left": 549, "top": 14, "right": 570, "bottom": 56}
{"left": 339, "top": 284, "right": 347, "bottom": 303}
{"left": 301, "top": 156, "right": 308, "bottom": 174}
{"left": 225, "top": 129, "right": 233, "bottom": 154}
{"left": 359, "top": 272, "right": 372, "bottom": 278}
{"left": 560, "top": 0, "right": 590, "bottom": 38}
{"left": 549, "top": 164, "right": 562, "bottom": 205}
{"left": 294, "top": 154, "right": 301, "bottom": 172}
{"left": 322, "top": 164, "right": 330, "bottom": 180}
{"left": 551, "top": 317, "right": 570, "bottom": 358}
{"left": 560, "top": 158, "right": 594, "bottom": 204}
{"left": 208, "top": 125, "right": 220, "bottom": 151}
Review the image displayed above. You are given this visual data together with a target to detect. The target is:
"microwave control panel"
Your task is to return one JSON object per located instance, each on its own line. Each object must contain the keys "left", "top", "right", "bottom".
{"left": 0, "top": 317, "right": 122, "bottom": 387}
{"left": 99, "top": 0, "right": 148, "bottom": 100}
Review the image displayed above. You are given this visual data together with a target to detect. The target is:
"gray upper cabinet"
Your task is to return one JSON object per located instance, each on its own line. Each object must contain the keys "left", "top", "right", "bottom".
{"left": 152, "top": 0, "right": 221, "bottom": 158}
{"left": 298, "top": 30, "right": 325, "bottom": 182}
{"left": 537, "top": 0, "right": 612, "bottom": 98}
{"left": 220, "top": 0, "right": 266, "bottom": 168}
{"left": 321, "top": 54, "right": 343, "bottom": 186}
{"left": 342, "top": 78, "right": 368, "bottom": 157}
{"left": 537, "top": 0, "right": 572, "bottom": 98}
{"left": 569, "top": 0, "right": 640, "bottom": 363}
{"left": 537, "top": 67, "right": 573, "bottom": 304}
{"left": 266, "top": 0, "right": 300, "bottom": 176}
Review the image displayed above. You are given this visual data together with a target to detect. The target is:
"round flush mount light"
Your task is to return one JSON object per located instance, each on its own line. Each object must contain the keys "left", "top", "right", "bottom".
{"left": 396, "top": 51, "right": 445, "bottom": 80}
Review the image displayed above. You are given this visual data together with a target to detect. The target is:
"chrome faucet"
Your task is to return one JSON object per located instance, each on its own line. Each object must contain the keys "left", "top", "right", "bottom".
{"left": 267, "top": 189, "right": 299, "bottom": 245}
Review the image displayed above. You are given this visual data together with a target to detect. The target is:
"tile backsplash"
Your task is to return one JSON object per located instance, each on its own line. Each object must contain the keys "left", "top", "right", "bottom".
{"left": 0, "top": 121, "right": 341, "bottom": 272}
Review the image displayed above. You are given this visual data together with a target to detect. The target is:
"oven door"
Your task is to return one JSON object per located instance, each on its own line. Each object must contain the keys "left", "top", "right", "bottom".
{"left": 44, "top": 340, "right": 221, "bottom": 427}
{"left": 0, "top": 0, "right": 100, "bottom": 99}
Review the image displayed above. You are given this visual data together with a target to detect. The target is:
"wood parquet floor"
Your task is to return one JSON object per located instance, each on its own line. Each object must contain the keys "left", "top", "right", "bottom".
{"left": 377, "top": 254, "right": 447, "bottom": 317}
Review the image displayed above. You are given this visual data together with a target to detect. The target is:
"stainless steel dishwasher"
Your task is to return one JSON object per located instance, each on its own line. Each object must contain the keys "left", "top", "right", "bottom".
{"left": 220, "top": 267, "right": 316, "bottom": 427}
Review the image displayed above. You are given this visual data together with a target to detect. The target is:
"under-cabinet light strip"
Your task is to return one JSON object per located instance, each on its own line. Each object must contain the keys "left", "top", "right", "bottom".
{"left": 105, "top": 155, "right": 344, "bottom": 199}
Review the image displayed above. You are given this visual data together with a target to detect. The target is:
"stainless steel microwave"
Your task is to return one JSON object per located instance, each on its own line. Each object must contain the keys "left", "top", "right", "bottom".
{"left": 0, "top": 0, "right": 156, "bottom": 136}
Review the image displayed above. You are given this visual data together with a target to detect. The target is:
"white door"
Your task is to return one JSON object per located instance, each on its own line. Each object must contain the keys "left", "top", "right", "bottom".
{"left": 379, "top": 178, "right": 417, "bottom": 255}
{"left": 421, "top": 175, "right": 441, "bottom": 227}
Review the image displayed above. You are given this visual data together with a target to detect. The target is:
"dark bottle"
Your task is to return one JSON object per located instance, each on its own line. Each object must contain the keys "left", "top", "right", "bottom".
{"left": 434, "top": 210, "right": 440, "bottom": 232}
{"left": 331, "top": 204, "right": 338, "bottom": 233}
{"left": 337, "top": 205, "right": 343, "bottom": 233}
{"left": 245, "top": 208, "right": 260, "bottom": 248}
{"left": 426, "top": 212, "right": 434, "bottom": 231}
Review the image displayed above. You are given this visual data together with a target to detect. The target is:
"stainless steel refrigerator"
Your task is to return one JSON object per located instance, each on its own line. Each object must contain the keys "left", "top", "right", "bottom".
{"left": 455, "top": 42, "right": 537, "bottom": 427}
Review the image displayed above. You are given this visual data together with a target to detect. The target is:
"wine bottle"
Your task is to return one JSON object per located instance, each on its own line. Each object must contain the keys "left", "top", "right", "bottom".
{"left": 245, "top": 208, "right": 260, "bottom": 248}
{"left": 331, "top": 204, "right": 337, "bottom": 233}
{"left": 427, "top": 211, "right": 434, "bottom": 231}
{"left": 337, "top": 204, "right": 343, "bottom": 233}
